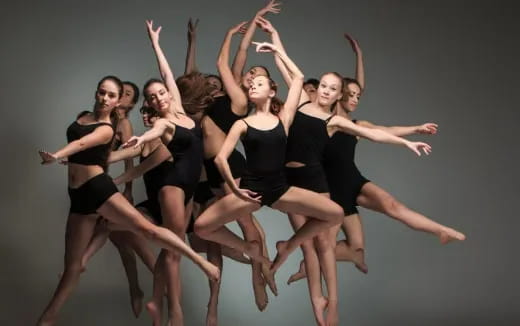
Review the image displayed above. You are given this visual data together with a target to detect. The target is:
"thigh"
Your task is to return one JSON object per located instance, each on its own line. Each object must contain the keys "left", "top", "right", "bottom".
{"left": 272, "top": 187, "right": 343, "bottom": 221}
{"left": 196, "top": 193, "right": 260, "bottom": 230}
{"left": 159, "top": 186, "right": 187, "bottom": 234}
{"left": 97, "top": 193, "right": 152, "bottom": 232}
{"left": 356, "top": 182, "right": 395, "bottom": 213}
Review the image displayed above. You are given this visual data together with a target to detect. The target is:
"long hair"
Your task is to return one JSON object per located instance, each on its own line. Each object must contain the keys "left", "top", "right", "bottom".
{"left": 268, "top": 78, "right": 283, "bottom": 115}
{"left": 176, "top": 72, "right": 214, "bottom": 115}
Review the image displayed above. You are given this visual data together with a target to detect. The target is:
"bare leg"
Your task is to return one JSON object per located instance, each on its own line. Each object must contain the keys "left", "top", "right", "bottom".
{"left": 357, "top": 182, "right": 465, "bottom": 243}
{"left": 251, "top": 215, "right": 278, "bottom": 296}
{"left": 206, "top": 242, "right": 222, "bottom": 326}
{"left": 146, "top": 251, "right": 166, "bottom": 326}
{"left": 36, "top": 213, "right": 98, "bottom": 326}
{"left": 80, "top": 218, "right": 110, "bottom": 271}
{"left": 340, "top": 214, "right": 368, "bottom": 273}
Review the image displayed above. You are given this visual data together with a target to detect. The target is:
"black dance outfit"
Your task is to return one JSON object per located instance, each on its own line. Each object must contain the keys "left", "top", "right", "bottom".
{"left": 285, "top": 102, "right": 331, "bottom": 193}
{"left": 323, "top": 120, "right": 370, "bottom": 216}
{"left": 203, "top": 95, "right": 247, "bottom": 188}
{"left": 239, "top": 119, "right": 289, "bottom": 206}
{"left": 66, "top": 116, "right": 118, "bottom": 214}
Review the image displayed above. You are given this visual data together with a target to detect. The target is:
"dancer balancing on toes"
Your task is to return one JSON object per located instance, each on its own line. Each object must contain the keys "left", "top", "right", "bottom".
{"left": 193, "top": 33, "right": 346, "bottom": 278}
{"left": 36, "top": 75, "right": 219, "bottom": 326}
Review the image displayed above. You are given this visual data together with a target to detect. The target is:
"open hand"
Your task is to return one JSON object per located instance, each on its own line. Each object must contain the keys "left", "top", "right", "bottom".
{"left": 406, "top": 141, "right": 432, "bottom": 156}
{"left": 38, "top": 150, "right": 58, "bottom": 165}
{"left": 146, "top": 20, "right": 162, "bottom": 44}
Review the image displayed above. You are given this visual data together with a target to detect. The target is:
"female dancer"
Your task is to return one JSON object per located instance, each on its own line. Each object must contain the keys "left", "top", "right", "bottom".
{"left": 36, "top": 75, "right": 219, "bottom": 326}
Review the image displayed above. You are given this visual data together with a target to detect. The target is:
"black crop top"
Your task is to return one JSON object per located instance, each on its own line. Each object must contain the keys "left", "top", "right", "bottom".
{"left": 205, "top": 95, "right": 249, "bottom": 134}
{"left": 241, "top": 119, "right": 287, "bottom": 175}
{"left": 66, "top": 119, "right": 114, "bottom": 168}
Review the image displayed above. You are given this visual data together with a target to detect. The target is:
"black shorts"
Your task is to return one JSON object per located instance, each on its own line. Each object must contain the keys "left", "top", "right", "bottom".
{"left": 240, "top": 171, "right": 290, "bottom": 207}
{"left": 330, "top": 174, "right": 370, "bottom": 216}
{"left": 204, "top": 149, "right": 246, "bottom": 189}
{"left": 68, "top": 173, "right": 118, "bottom": 215}
{"left": 193, "top": 181, "right": 215, "bottom": 205}
{"left": 136, "top": 199, "right": 162, "bottom": 225}
{"left": 285, "top": 164, "right": 329, "bottom": 193}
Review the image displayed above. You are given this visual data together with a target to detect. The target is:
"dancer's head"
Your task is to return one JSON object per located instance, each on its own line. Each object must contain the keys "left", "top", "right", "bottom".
{"left": 94, "top": 75, "right": 123, "bottom": 114}
{"left": 205, "top": 74, "right": 224, "bottom": 97}
{"left": 117, "top": 81, "right": 140, "bottom": 116}
{"left": 316, "top": 72, "right": 344, "bottom": 109}
{"left": 303, "top": 78, "right": 320, "bottom": 102}
{"left": 143, "top": 79, "right": 172, "bottom": 116}
{"left": 248, "top": 75, "right": 282, "bottom": 114}
{"left": 176, "top": 72, "right": 214, "bottom": 117}
{"left": 241, "top": 65, "right": 270, "bottom": 89}
{"left": 339, "top": 78, "right": 362, "bottom": 113}
{"left": 139, "top": 105, "right": 159, "bottom": 128}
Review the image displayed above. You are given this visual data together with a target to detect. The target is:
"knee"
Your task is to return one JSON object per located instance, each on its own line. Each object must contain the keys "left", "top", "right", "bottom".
{"left": 194, "top": 219, "right": 210, "bottom": 239}
{"left": 314, "top": 234, "right": 333, "bottom": 253}
{"left": 328, "top": 203, "right": 345, "bottom": 224}
{"left": 164, "top": 250, "right": 181, "bottom": 263}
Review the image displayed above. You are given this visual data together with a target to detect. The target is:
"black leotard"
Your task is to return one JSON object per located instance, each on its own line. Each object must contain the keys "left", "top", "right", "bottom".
{"left": 284, "top": 102, "right": 331, "bottom": 193}
{"left": 239, "top": 119, "right": 289, "bottom": 206}
{"left": 323, "top": 120, "right": 370, "bottom": 216}
{"left": 164, "top": 123, "right": 203, "bottom": 204}
{"left": 66, "top": 120, "right": 113, "bottom": 169}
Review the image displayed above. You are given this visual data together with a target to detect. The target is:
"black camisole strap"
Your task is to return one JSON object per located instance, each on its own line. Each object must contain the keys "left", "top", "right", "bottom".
{"left": 296, "top": 101, "right": 311, "bottom": 111}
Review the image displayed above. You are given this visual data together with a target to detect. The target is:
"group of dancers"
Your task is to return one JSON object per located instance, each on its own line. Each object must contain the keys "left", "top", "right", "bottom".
{"left": 36, "top": 1, "right": 466, "bottom": 325}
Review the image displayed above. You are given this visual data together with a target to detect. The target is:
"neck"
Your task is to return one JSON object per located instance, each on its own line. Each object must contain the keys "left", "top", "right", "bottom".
{"left": 252, "top": 98, "right": 272, "bottom": 115}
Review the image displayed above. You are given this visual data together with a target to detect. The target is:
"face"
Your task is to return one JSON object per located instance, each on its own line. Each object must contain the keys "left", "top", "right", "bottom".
{"left": 303, "top": 84, "right": 317, "bottom": 102}
{"left": 206, "top": 76, "right": 223, "bottom": 96}
{"left": 141, "top": 110, "right": 157, "bottom": 128}
{"left": 145, "top": 82, "right": 172, "bottom": 114}
{"left": 248, "top": 76, "right": 274, "bottom": 102}
{"left": 242, "top": 66, "right": 269, "bottom": 89}
{"left": 95, "top": 80, "right": 121, "bottom": 113}
{"left": 316, "top": 74, "right": 343, "bottom": 107}
{"left": 119, "top": 84, "right": 136, "bottom": 109}
{"left": 340, "top": 83, "right": 361, "bottom": 112}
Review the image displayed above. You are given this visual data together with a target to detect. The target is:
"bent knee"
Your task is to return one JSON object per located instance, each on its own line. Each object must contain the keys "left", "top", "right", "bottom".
{"left": 314, "top": 234, "right": 333, "bottom": 252}
{"left": 194, "top": 219, "right": 210, "bottom": 239}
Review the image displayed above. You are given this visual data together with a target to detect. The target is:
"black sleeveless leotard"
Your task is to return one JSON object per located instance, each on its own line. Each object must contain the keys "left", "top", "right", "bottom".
{"left": 323, "top": 120, "right": 370, "bottom": 215}
{"left": 239, "top": 119, "right": 289, "bottom": 206}
{"left": 164, "top": 123, "right": 203, "bottom": 204}
{"left": 66, "top": 114, "right": 118, "bottom": 214}
{"left": 203, "top": 95, "right": 247, "bottom": 188}
{"left": 285, "top": 102, "right": 331, "bottom": 193}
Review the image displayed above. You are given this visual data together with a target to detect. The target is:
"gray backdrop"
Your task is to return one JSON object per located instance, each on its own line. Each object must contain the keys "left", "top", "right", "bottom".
{"left": 1, "top": 0, "right": 518, "bottom": 325}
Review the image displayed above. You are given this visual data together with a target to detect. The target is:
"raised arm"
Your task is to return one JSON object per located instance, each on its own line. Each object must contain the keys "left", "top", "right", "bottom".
{"left": 39, "top": 125, "right": 114, "bottom": 164}
{"left": 214, "top": 121, "right": 260, "bottom": 203}
{"left": 231, "top": 0, "right": 281, "bottom": 83}
{"left": 114, "top": 144, "right": 171, "bottom": 185}
{"left": 344, "top": 33, "right": 365, "bottom": 91}
{"left": 218, "top": 23, "right": 249, "bottom": 112}
{"left": 356, "top": 120, "right": 438, "bottom": 137}
{"left": 328, "top": 116, "right": 432, "bottom": 156}
{"left": 184, "top": 18, "right": 199, "bottom": 75}
{"left": 146, "top": 20, "right": 184, "bottom": 114}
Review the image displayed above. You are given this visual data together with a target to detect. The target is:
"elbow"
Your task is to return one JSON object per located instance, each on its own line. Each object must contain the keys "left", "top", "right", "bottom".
{"left": 214, "top": 155, "right": 226, "bottom": 170}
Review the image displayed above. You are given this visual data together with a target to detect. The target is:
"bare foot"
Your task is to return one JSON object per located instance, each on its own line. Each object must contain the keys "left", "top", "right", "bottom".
{"left": 270, "top": 241, "right": 290, "bottom": 274}
{"left": 245, "top": 241, "right": 270, "bottom": 265}
{"left": 287, "top": 260, "right": 306, "bottom": 285}
{"left": 353, "top": 249, "right": 368, "bottom": 274}
{"left": 311, "top": 296, "right": 328, "bottom": 326}
{"left": 145, "top": 300, "right": 162, "bottom": 326}
{"left": 130, "top": 288, "right": 144, "bottom": 318}
{"left": 439, "top": 227, "right": 466, "bottom": 244}
{"left": 325, "top": 299, "right": 339, "bottom": 326}
{"left": 253, "top": 270, "right": 268, "bottom": 311}
{"left": 261, "top": 265, "right": 278, "bottom": 296}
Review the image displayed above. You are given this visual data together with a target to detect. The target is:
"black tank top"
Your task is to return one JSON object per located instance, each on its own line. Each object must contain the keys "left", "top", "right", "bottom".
{"left": 140, "top": 153, "right": 173, "bottom": 200}
{"left": 323, "top": 120, "right": 362, "bottom": 183}
{"left": 66, "top": 118, "right": 114, "bottom": 168}
{"left": 206, "top": 95, "right": 249, "bottom": 134}
{"left": 242, "top": 119, "right": 287, "bottom": 175}
{"left": 285, "top": 102, "right": 332, "bottom": 165}
{"left": 166, "top": 124, "right": 203, "bottom": 161}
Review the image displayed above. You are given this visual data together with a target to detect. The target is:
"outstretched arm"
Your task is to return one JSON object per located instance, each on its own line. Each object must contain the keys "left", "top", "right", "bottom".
{"left": 114, "top": 144, "right": 171, "bottom": 185}
{"left": 108, "top": 145, "right": 143, "bottom": 164}
{"left": 344, "top": 33, "right": 365, "bottom": 91}
{"left": 39, "top": 126, "right": 113, "bottom": 164}
{"left": 357, "top": 120, "right": 438, "bottom": 137}
{"left": 231, "top": 0, "right": 281, "bottom": 83}
{"left": 184, "top": 18, "right": 199, "bottom": 75}
{"left": 123, "top": 118, "right": 170, "bottom": 149}
{"left": 146, "top": 20, "right": 184, "bottom": 114}
{"left": 218, "top": 23, "right": 249, "bottom": 113}
{"left": 329, "top": 116, "right": 432, "bottom": 156}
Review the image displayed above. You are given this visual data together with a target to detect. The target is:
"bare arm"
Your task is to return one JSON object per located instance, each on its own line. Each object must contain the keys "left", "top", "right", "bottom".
{"left": 39, "top": 125, "right": 114, "bottom": 164}
{"left": 118, "top": 119, "right": 135, "bottom": 197}
{"left": 108, "top": 145, "right": 143, "bottom": 164}
{"left": 231, "top": 0, "right": 281, "bottom": 83}
{"left": 357, "top": 120, "right": 438, "bottom": 137}
{"left": 218, "top": 23, "right": 249, "bottom": 113}
{"left": 123, "top": 118, "right": 171, "bottom": 149}
{"left": 344, "top": 33, "right": 365, "bottom": 90}
{"left": 146, "top": 20, "right": 184, "bottom": 114}
{"left": 114, "top": 144, "right": 171, "bottom": 185}
{"left": 184, "top": 18, "right": 199, "bottom": 75}
{"left": 329, "top": 116, "right": 432, "bottom": 156}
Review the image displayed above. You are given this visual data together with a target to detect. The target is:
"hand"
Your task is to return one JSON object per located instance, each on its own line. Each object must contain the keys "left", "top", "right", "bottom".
{"left": 146, "top": 20, "right": 162, "bottom": 44}
{"left": 257, "top": 0, "right": 282, "bottom": 17}
{"left": 234, "top": 188, "right": 262, "bottom": 204}
{"left": 255, "top": 16, "right": 275, "bottom": 34}
{"left": 252, "top": 41, "right": 278, "bottom": 53}
{"left": 344, "top": 33, "right": 362, "bottom": 56}
{"left": 229, "top": 21, "right": 248, "bottom": 35}
{"left": 405, "top": 141, "right": 432, "bottom": 156}
{"left": 59, "top": 158, "right": 69, "bottom": 165}
{"left": 187, "top": 18, "right": 199, "bottom": 40}
{"left": 38, "top": 150, "right": 58, "bottom": 165}
{"left": 416, "top": 123, "right": 438, "bottom": 135}
{"left": 123, "top": 135, "right": 143, "bottom": 149}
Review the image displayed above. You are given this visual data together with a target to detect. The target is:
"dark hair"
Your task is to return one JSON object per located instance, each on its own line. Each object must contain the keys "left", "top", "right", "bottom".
{"left": 123, "top": 81, "right": 140, "bottom": 104}
{"left": 249, "top": 65, "right": 271, "bottom": 78}
{"left": 142, "top": 78, "right": 165, "bottom": 101}
{"left": 176, "top": 72, "right": 214, "bottom": 115}
{"left": 95, "top": 75, "right": 123, "bottom": 128}
{"left": 304, "top": 78, "right": 320, "bottom": 88}
{"left": 267, "top": 78, "right": 283, "bottom": 115}
{"left": 342, "top": 77, "right": 361, "bottom": 91}
{"left": 139, "top": 105, "right": 159, "bottom": 117}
